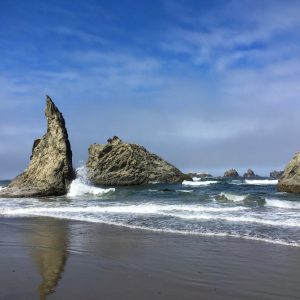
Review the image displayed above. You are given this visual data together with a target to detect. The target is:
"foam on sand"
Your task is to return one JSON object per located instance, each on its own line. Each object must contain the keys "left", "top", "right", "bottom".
{"left": 182, "top": 180, "right": 218, "bottom": 186}
{"left": 245, "top": 179, "right": 278, "bottom": 185}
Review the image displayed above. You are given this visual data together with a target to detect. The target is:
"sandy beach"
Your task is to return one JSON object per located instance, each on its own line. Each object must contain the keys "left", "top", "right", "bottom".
{"left": 1, "top": 216, "right": 300, "bottom": 300}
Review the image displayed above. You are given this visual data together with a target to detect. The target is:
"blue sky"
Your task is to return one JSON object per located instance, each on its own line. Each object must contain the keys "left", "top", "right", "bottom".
{"left": 1, "top": 0, "right": 300, "bottom": 178}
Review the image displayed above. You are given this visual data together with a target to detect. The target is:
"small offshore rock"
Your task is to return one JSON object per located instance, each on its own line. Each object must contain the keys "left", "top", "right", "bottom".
{"left": 187, "top": 172, "right": 212, "bottom": 178}
{"left": 270, "top": 170, "right": 283, "bottom": 179}
{"left": 243, "top": 169, "right": 256, "bottom": 178}
{"left": 224, "top": 168, "right": 239, "bottom": 178}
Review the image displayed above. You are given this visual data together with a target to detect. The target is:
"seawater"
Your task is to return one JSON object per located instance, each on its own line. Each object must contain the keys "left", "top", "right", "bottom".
{"left": 1, "top": 170, "right": 300, "bottom": 247}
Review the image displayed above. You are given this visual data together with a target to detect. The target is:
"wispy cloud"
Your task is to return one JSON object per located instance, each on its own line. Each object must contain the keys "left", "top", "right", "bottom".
{"left": 0, "top": 0, "right": 299, "bottom": 177}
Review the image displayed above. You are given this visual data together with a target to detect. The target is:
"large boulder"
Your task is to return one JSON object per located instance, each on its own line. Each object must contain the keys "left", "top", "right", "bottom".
{"left": 224, "top": 168, "right": 239, "bottom": 178}
{"left": 86, "top": 136, "right": 190, "bottom": 185}
{"left": 278, "top": 152, "right": 300, "bottom": 193}
{"left": 0, "top": 96, "right": 74, "bottom": 197}
{"left": 270, "top": 170, "right": 283, "bottom": 179}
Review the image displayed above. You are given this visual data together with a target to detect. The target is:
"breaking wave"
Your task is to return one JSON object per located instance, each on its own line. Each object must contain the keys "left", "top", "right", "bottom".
{"left": 182, "top": 180, "right": 218, "bottom": 186}
{"left": 265, "top": 198, "right": 300, "bottom": 209}
{"left": 217, "top": 192, "right": 248, "bottom": 202}
{"left": 245, "top": 179, "right": 278, "bottom": 185}
{"left": 67, "top": 165, "right": 115, "bottom": 197}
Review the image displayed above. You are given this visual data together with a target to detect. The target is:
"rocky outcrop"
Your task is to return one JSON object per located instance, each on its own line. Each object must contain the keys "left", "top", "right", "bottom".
{"left": 278, "top": 152, "right": 300, "bottom": 193}
{"left": 224, "top": 168, "right": 239, "bottom": 178}
{"left": 270, "top": 170, "right": 283, "bottom": 179}
{"left": 243, "top": 169, "right": 256, "bottom": 178}
{"left": 0, "top": 96, "right": 74, "bottom": 197}
{"left": 187, "top": 172, "right": 212, "bottom": 178}
{"left": 86, "top": 136, "right": 190, "bottom": 185}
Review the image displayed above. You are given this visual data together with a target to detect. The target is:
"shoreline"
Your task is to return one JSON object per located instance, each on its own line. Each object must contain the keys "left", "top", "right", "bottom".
{"left": 1, "top": 216, "right": 300, "bottom": 299}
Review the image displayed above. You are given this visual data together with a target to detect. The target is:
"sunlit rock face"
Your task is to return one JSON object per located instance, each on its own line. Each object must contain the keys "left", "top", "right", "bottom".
{"left": 278, "top": 152, "right": 300, "bottom": 193}
{"left": 0, "top": 96, "right": 74, "bottom": 197}
{"left": 87, "top": 136, "right": 190, "bottom": 185}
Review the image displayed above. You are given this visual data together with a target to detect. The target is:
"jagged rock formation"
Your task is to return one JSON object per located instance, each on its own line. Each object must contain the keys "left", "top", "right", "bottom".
{"left": 243, "top": 169, "right": 256, "bottom": 178}
{"left": 224, "top": 168, "right": 239, "bottom": 178}
{"left": 86, "top": 136, "right": 190, "bottom": 185}
{"left": 270, "top": 170, "right": 283, "bottom": 179}
{"left": 0, "top": 96, "right": 74, "bottom": 197}
{"left": 187, "top": 172, "right": 212, "bottom": 178}
{"left": 278, "top": 152, "right": 300, "bottom": 193}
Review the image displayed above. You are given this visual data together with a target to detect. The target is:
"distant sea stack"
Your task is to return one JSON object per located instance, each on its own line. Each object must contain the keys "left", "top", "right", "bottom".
{"left": 187, "top": 172, "right": 212, "bottom": 178}
{"left": 243, "top": 169, "right": 256, "bottom": 178}
{"left": 270, "top": 170, "right": 283, "bottom": 179}
{"left": 224, "top": 169, "right": 239, "bottom": 178}
{"left": 278, "top": 152, "right": 300, "bottom": 193}
{"left": 86, "top": 136, "right": 190, "bottom": 185}
{"left": 0, "top": 96, "right": 74, "bottom": 197}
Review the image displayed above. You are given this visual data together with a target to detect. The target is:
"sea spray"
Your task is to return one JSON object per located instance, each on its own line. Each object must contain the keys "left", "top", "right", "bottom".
{"left": 68, "top": 165, "right": 115, "bottom": 197}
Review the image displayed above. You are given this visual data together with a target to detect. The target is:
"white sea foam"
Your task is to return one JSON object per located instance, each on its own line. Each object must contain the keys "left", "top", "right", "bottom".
{"left": 0, "top": 205, "right": 297, "bottom": 247}
{"left": 176, "top": 189, "right": 193, "bottom": 193}
{"left": 245, "top": 179, "right": 278, "bottom": 185}
{"left": 219, "top": 192, "right": 248, "bottom": 202}
{"left": 67, "top": 165, "right": 115, "bottom": 197}
{"left": 230, "top": 180, "right": 243, "bottom": 185}
{"left": 68, "top": 179, "right": 115, "bottom": 197}
{"left": 192, "top": 177, "right": 201, "bottom": 181}
{"left": 169, "top": 213, "right": 300, "bottom": 228}
{"left": 0, "top": 203, "right": 247, "bottom": 217}
{"left": 182, "top": 180, "right": 218, "bottom": 186}
{"left": 266, "top": 198, "right": 300, "bottom": 209}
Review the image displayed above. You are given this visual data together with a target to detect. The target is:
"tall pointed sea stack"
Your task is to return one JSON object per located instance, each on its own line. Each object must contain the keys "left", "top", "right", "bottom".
{"left": 278, "top": 152, "right": 300, "bottom": 193}
{"left": 87, "top": 136, "right": 190, "bottom": 185}
{"left": 0, "top": 96, "right": 74, "bottom": 197}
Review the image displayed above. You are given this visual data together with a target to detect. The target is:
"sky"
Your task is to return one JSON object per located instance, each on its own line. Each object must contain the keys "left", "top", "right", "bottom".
{"left": 1, "top": 0, "right": 300, "bottom": 179}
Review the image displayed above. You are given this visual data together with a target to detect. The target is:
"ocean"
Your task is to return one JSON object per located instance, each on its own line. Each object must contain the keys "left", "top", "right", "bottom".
{"left": 1, "top": 168, "right": 300, "bottom": 247}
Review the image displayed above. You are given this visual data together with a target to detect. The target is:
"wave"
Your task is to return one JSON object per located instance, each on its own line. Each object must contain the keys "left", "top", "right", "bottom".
{"left": 0, "top": 206, "right": 298, "bottom": 247}
{"left": 176, "top": 189, "right": 193, "bottom": 193}
{"left": 169, "top": 213, "right": 300, "bottom": 228}
{"left": 245, "top": 179, "right": 278, "bottom": 185}
{"left": 182, "top": 180, "right": 218, "bottom": 186}
{"left": 217, "top": 192, "right": 248, "bottom": 202}
{"left": 192, "top": 177, "right": 201, "bottom": 181}
{"left": 68, "top": 179, "right": 115, "bottom": 197}
{"left": 67, "top": 165, "right": 115, "bottom": 197}
{"left": 266, "top": 198, "right": 300, "bottom": 209}
{"left": 0, "top": 203, "right": 247, "bottom": 217}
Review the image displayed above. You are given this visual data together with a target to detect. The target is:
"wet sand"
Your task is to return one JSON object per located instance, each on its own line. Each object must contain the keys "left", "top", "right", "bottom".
{"left": 1, "top": 217, "right": 300, "bottom": 299}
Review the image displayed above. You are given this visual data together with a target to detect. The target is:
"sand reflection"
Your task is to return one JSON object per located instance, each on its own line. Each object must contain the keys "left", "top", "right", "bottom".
{"left": 28, "top": 218, "right": 69, "bottom": 300}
